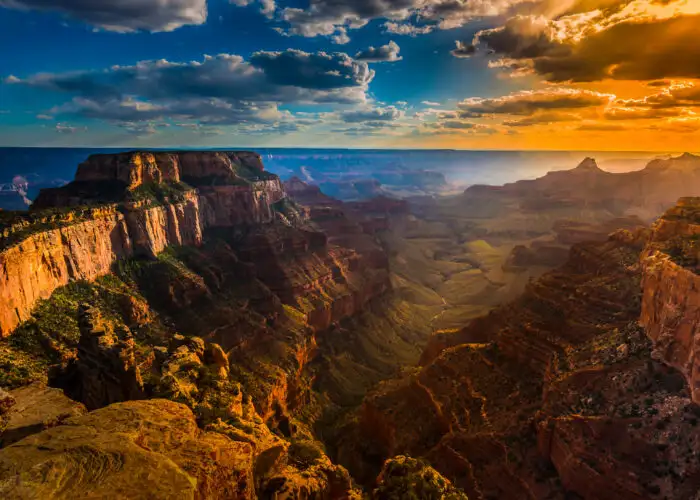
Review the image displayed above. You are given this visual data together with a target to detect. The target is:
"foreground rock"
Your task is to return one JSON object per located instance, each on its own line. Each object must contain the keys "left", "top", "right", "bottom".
{"left": 0, "top": 383, "right": 86, "bottom": 447}
{"left": 0, "top": 399, "right": 255, "bottom": 499}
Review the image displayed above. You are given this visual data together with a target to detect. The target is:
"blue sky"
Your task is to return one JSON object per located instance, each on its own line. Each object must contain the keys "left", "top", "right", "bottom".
{"left": 1, "top": 0, "right": 700, "bottom": 150}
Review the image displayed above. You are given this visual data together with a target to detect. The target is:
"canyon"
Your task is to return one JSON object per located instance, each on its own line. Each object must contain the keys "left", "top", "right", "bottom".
{"left": 1, "top": 151, "right": 700, "bottom": 498}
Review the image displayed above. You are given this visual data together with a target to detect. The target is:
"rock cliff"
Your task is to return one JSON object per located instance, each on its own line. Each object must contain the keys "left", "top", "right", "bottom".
{"left": 640, "top": 197, "right": 700, "bottom": 403}
{"left": 337, "top": 220, "right": 700, "bottom": 499}
{"left": 0, "top": 151, "right": 286, "bottom": 336}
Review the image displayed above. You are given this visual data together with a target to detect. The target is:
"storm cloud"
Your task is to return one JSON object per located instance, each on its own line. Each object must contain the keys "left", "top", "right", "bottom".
{"left": 0, "top": 0, "right": 207, "bottom": 32}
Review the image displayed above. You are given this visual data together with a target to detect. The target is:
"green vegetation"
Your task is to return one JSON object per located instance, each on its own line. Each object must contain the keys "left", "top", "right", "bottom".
{"left": 373, "top": 456, "right": 468, "bottom": 500}
{"left": 127, "top": 181, "right": 193, "bottom": 205}
{"left": 288, "top": 439, "right": 325, "bottom": 469}
{"left": 665, "top": 234, "right": 700, "bottom": 269}
{"left": 0, "top": 205, "right": 116, "bottom": 250}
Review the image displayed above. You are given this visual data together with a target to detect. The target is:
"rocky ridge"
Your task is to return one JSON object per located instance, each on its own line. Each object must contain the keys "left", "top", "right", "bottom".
{"left": 0, "top": 151, "right": 286, "bottom": 336}
{"left": 334, "top": 196, "right": 700, "bottom": 499}
{"left": 0, "top": 151, "right": 404, "bottom": 498}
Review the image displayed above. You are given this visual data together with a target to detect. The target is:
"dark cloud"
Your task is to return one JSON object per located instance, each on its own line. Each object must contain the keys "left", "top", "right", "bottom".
{"left": 250, "top": 50, "right": 374, "bottom": 89}
{"left": 6, "top": 50, "right": 372, "bottom": 131}
{"left": 476, "top": 13, "right": 700, "bottom": 82}
{"left": 451, "top": 41, "right": 476, "bottom": 58}
{"left": 457, "top": 88, "right": 612, "bottom": 117}
{"left": 0, "top": 0, "right": 206, "bottom": 32}
{"left": 502, "top": 111, "right": 580, "bottom": 127}
{"left": 355, "top": 41, "right": 402, "bottom": 62}
{"left": 9, "top": 51, "right": 372, "bottom": 106}
{"left": 440, "top": 120, "right": 482, "bottom": 129}
{"left": 474, "top": 16, "right": 570, "bottom": 59}
{"left": 341, "top": 106, "right": 403, "bottom": 123}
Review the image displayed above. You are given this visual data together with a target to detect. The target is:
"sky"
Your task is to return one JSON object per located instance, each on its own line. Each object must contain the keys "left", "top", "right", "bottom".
{"left": 1, "top": 0, "right": 700, "bottom": 150}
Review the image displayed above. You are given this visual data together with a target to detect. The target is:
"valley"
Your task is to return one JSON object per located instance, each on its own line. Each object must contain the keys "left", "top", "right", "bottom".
{"left": 1, "top": 151, "right": 700, "bottom": 498}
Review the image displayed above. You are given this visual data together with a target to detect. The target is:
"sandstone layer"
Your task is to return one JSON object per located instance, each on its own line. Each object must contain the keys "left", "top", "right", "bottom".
{"left": 0, "top": 151, "right": 286, "bottom": 336}
{"left": 640, "top": 197, "right": 700, "bottom": 403}
{"left": 0, "top": 399, "right": 255, "bottom": 500}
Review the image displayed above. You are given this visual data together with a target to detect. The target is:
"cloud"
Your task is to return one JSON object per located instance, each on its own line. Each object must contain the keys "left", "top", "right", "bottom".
{"left": 451, "top": 41, "right": 476, "bottom": 58}
{"left": 470, "top": 3, "right": 700, "bottom": 82}
{"left": 277, "top": 0, "right": 537, "bottom": 40}
{"left": 502, "top": 111, "right": 581, "bottom": 127}
{"left": 355, "top": 41, "right": 402, "bottom": 62}
{"left": 230, "top": 0, "right": 275, "bottom": 18}
{"left": 9, "top": 51, "right": 373, "bottom": 106}
{"left": 384, "top": 21, "right": 434, "bottom": 36}
{"left": 474, "top": 15, "right": 569, "bottom": 60}
{"left": 576, "top": 122, "right": 627, "bottom": 132}
{"left": 249, "top": 50, "right": 374, "bottom": 89}
{"left": 7, "top": 50, "right": 374, "bottom": 134}
{"left": 54, "top": 122, "right": 83, "bottom": 134}
{"left": 615, "top": 82, "right": 700, "bottom": 109}
{"left": 341, "top": 106, "right": 404, "bottom": 123}
{"left": 457, "top": 88, "right": 613, "bottom": 117}
{"left": 422, "top": 101, "right": 440, "bottom": 106}
{"left": 603, "top": 107, "right": 691, "bottom": 121}
{"left": 0, "top": 0, "right": 207, "bottom": 32}
{"left": 118, "top": 121, "right": 171, "bottom": 136}
{"left": 439, "top": 121, "right": 483, "bottom": 130}
{"left": 423, "top": 119, "right": 498, "bottom": 135}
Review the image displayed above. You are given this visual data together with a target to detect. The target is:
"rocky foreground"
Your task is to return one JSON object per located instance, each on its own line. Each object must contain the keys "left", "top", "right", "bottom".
{"left": 2, "top": 152, "right": 700, "bottom": 499}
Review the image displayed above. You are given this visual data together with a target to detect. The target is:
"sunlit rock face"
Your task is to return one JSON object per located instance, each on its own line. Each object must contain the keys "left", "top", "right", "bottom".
{"left": 0, "top": 399, "right": 258, "bottom": 500}
{"left": 0, "top": 151, "right": 285, "bottom": 336}
{"left": 640, "top": 197, "right": 700, "bottom": 403}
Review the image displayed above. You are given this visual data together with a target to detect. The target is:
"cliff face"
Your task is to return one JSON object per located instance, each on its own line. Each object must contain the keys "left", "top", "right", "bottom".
{"left": 0, "top": 210, "right": 132, "bottom": 336}
{"left": 0, "top": 192, "right": 204, "bottom": 336}
{"left": 337, "top": 223, "right": 700, "bottom": 500}
{"left": 0, "top": 152, "right": 289, "bottom": 337}
{"left": 640, "top": 197, "right": 700, "bottom": 403}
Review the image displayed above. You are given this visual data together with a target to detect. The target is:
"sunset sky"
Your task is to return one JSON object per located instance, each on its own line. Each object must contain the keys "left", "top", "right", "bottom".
{"left": 1, "top": 0, "right": 700, "bottom": 150}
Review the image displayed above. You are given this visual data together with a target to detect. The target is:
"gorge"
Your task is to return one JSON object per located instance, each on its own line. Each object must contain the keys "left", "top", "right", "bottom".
{"left": 2, "top": 151, "right": 700, "bottom": 499}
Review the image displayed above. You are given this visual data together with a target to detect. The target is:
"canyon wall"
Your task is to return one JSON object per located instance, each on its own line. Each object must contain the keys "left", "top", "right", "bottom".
{"left": 0, "top": 151, "right": 286, "bottom": 337}
{"left": 640, "top": 197, "right": 700, "bottom": 402}
{"left": 0, "top": 193, "right": 206, "bottom": 336}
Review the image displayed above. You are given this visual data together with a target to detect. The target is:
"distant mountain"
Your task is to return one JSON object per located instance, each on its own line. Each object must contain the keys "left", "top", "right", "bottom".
{"left": 465, "top": 153, "right": 700, "bottom": 221}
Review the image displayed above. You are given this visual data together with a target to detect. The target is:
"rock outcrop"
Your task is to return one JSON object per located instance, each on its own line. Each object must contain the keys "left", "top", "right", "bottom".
{"left": 0, "top": 382, "right": 86, "bottom": 447}
{"left": 0, "top": 399, "right": 256, "bottom": 499}
{"left": 640, "top": 197, "right": 700, "bottom": 403}
{"left": 62, "top": 305, "right": 145, "bottom": 410}
{"left": 0, "top": 151, "right": 287, "bottom": 336}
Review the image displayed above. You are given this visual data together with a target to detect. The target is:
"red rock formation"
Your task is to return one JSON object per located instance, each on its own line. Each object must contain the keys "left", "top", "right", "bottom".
{"left": 0, "top": 152, "right": 286, "bottom": 336}
{"left": 0, "top": 399, "right": 257, "bottom": 499}
{"left": 338, "top": 221, "right": 700, "bottom": 499}
{"left": 640, "top": 197, "right": 700, "bottom": 403}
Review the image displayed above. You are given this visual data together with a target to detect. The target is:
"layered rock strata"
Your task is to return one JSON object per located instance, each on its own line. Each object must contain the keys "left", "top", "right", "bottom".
{"left": 640, "top": 197, "right": 700, "bottom": 403}
{"left": 0, "top": 151, "right": 286, "bottom": 336}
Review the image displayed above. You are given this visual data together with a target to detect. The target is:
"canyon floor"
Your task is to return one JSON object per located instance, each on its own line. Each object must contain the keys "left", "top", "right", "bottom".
{"left": 2, "top": 152, "right": 700, "bottom": 499}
